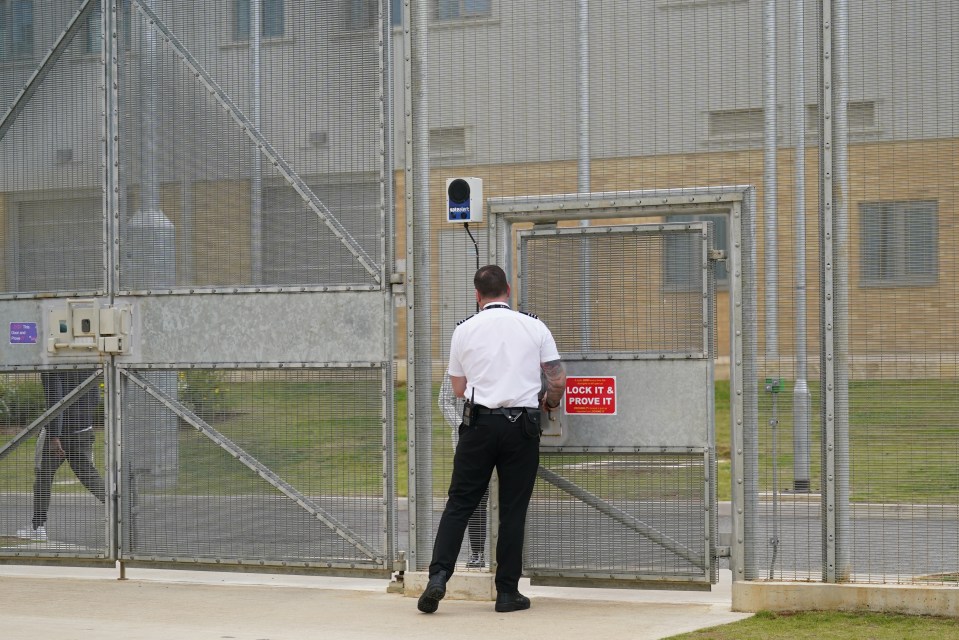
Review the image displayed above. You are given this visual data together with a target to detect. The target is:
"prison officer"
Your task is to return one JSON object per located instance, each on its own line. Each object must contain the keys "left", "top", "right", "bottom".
{"left": 418, "top": 264, "right": 567, "bottom": 614}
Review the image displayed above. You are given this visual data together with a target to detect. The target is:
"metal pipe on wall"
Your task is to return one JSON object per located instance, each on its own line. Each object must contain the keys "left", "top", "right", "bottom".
{"left": 791, "top": 0, "right": 812, "bottom": 492}
{"left": 251, "top": 0, "right": 263, "bottom": 284}
{"left": 577, "top": 0, "right": 591, "bottom": 350}
{"left": 763, "top": 0, "right": 779, "bottom": 359}
{"left": 577, "top": 0, "right": 590, "bottom": 195}
{"left": 139, "top": 0, "right": 159, "bottom": 215}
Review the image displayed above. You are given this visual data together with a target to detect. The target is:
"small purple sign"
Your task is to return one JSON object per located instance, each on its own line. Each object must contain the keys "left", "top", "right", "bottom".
{"left": 9, "top": 322, "right": 38, "bottom": 345}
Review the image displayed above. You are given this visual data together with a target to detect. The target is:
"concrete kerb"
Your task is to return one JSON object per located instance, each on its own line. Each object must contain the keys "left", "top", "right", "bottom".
{"left": 733, "top": 580, "right": 959, "bottom": 617}
{"left": 404, "top": 570, "right": 495, "bottom": 600}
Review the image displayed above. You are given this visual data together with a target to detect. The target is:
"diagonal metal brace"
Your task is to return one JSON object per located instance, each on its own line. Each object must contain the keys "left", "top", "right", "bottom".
{"left": 536, "top": 465, "right": 705, "bottom": 570}
{"left": 122, "top": 369, "right": 383, "bottom": 564}
{"left": 129, "top": 0, "right": 381, "bottom": 284}
{"left": 0, "top": 0, "right": 97, "bottom": 142}
{"left": 0, "top": 370, "right": 102, "bottom": 463}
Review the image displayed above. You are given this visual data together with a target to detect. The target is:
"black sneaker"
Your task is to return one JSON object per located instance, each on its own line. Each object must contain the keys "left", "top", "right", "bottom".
{"left": 466, "top": 552, "right": 486, "bottom": 568}
{"left": 417, "top": 571, "right": 448, "bottom": 614}
{"left": 494, "top": 591, "right": 530, "bottom": 613}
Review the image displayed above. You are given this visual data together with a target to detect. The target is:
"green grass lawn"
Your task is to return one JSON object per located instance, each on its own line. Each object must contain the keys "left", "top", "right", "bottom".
{"left": 667, "top": 610, "right": 959, "bottom": 639}
{"left": 2, "top": 377, "right": 959, "bottom": 505}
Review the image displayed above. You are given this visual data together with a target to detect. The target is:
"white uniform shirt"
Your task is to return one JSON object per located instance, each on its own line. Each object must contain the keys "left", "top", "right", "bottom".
{"left": 447, "top": 303, "right": 561, "bottom": 408}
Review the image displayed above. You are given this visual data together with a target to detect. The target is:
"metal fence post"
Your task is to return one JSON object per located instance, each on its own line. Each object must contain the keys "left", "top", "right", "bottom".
{"left": 405, "top": 0, "right": 434, "bottom": 573}
{"left": 820, "top": 0, "right": 850, "bottom": 583}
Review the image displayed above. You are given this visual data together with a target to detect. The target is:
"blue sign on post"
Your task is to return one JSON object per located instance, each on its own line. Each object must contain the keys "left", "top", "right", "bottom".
{"left": 9, "top": 322, "right": 38, "bottom": 344}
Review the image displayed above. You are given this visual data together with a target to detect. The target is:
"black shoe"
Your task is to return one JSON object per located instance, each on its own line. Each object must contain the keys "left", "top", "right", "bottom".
{"left": 417, "top": 571, "right": 449, "bottom": 614}
{"left": 494, "top": 591, "right": 530, "bottom": 613}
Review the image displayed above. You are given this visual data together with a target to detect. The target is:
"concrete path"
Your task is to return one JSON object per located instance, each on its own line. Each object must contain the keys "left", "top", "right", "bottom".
{"left": 0, "top": 565, "right": 750, "bottom": 640}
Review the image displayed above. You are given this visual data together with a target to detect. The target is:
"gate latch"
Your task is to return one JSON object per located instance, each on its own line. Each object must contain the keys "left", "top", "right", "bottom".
{"left": 47, "top": 299, "right": 133, "bottom": 355}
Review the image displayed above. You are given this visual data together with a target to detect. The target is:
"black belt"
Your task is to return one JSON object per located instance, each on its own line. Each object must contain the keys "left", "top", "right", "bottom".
{"left": 474, "top": 404, "right": 523, "bottom": 414}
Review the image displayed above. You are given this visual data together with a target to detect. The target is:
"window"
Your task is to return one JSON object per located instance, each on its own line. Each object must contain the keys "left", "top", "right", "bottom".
{"left": 0, "top": 0, "right": 33, "bottom": 61}
{"left": 11, "top": 198, "right": 103, "bottom": 293}
{"left": 435, "top": 0, "right": 491, "bottom": 21}
{"left": 860, "top": 200, "right": 938, "bottom": 286}
{"left": 84, "top": 0, "right": 132, "bottom": 54}
{"left": 430, "top": 127, "right": 467, "bottom": 159}
{"left": 262, "top": 179, "right": 379, "bottom": 286}
{"left": 707, "top": 108, "right": 763, "bottom": 140}
{"left": 235, "top": 0, "right": 284, "bottom": 40}
{"left": 664, "top": 214, "right": 729, "bottom": 290}
{"left": 85, "top": 1, "right": 101, "bottom": 53}
{"left": 807, "top": 101, "right": 877, "bottom": 133}
{"left": 349, "top": 0, "right": 403, "bottom": 28}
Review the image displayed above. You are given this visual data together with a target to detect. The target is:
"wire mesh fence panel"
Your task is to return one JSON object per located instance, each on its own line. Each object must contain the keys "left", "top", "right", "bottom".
{"left": 117, "top": 1, "right": 383, "bottom": 291}
{"left": 411, "top": 0, "right": 949, "bottom": 586}
{"left": 519, "top": 227, "right": 709, "bottom": 356}
{"left": 0, "top": 0, "right": 955, "bottom": 588}
{"left": 0, "top": 2, "right": 105, "bottom": 296}
{"left": 0, "top": 369, "right": 107, "bottom": 559}
{"left": 841, "top": 1, "right": 959, "bottom": 585}
{"left": 526, "top": 453, "right": 708, "bottom": 581}
{"left": 432, "top": 229, "right": 492, "bottom": 569}
{"left": 119, "top": 367, "right": 388, "bottom": 569}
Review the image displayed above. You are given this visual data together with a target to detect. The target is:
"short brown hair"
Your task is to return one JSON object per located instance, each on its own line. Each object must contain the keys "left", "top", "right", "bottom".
{"left": 474, "top": 264, "right": 508, "bottom": 298}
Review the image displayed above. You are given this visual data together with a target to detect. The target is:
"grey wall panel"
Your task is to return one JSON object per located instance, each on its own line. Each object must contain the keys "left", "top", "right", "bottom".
{"left": 124, "top": 291, "right": 385, "bottom": 365}
{"left": 543, "top": 358, "right": 711, "bottom": 449}
{"left": 1, "top": 292, "right": 386, "bottom": 367}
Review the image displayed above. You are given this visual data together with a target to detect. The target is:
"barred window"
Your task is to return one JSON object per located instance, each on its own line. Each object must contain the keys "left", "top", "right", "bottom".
{"left": 435, "top": 0, "right": 491, "bottom": 21}
{"left": 350, "top": 0, "right": 403, "bottom": 28}
{"left": 860, "top": 200, "right": 938, "bottom": 286}
{"left": 0, "top": 0, "right": 33, "bottom": 60}
{"left": 235, "top": 0, "right": 285, "bottom": 40}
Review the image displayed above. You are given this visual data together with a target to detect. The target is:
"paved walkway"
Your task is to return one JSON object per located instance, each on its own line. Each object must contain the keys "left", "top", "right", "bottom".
{"left": 0, "top": 565, "right": 749, "bottom": 640}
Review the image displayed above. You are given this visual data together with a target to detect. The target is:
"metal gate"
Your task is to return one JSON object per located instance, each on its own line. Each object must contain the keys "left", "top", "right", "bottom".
{"left": 0, "top": 1, "right": 396, "bottom": 576}
{"left": 519, "top": 222, "right": 718, "bottom": 588}
{"left": 484, "top": 188, "right": 755, "bottom": 589}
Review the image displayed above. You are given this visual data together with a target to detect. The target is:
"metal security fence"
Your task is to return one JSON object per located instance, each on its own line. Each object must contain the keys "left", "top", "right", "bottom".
{"left": 119, "top": 367, "right": 388, "bottom": 569}
{"left": 528, "top": 452, "right": 710, "bottom": 585}
{"left": 408, "top": 0, "right": 959, "bottom": 590}
{"left": 0, "top": 0, "right": 957, "bottom": 594}
{"left": 0, "top": 0, "right": 396, "bottom": 576}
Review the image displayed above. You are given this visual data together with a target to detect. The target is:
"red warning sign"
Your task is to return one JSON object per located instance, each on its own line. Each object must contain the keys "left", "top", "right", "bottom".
{"left": 564, "top": 376, "right": 617, "bottom": 415}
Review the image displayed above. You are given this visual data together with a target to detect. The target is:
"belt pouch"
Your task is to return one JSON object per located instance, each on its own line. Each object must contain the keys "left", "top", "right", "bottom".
{"left": 521, "top": 408, "right": 542, "bottom": 438}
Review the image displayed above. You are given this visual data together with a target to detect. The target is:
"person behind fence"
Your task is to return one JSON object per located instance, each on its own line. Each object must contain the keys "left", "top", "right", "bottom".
{"left": 418, "top": 264, "right": 566, "bottom": 615}
{"left": 439, "top": 377, "right": 489, "bottom": 569}
{"left": 16, "top": 370, "right": 106, "bottom": 543}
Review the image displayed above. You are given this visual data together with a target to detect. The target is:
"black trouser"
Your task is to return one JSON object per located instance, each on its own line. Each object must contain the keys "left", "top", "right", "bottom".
{"left": 429, "top": 412, "right": 540, "bottom": 593}
{"left": 32, "top": 428, "right": 106, "bottom": 528}
{"left": 468, "top": 488, "right": 488, "bottom": 555}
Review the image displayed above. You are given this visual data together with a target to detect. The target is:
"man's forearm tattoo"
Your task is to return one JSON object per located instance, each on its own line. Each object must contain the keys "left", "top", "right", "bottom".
{"left": 542, "top": 359, "right": 567, "bottom": 407}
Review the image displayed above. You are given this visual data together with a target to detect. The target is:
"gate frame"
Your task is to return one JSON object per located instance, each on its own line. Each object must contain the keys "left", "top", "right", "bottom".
{"left": 487, "top": 186, "right": 757, "bottom": 584}
{"left": 0, "top": 0, "right": 398, "bottom": 576}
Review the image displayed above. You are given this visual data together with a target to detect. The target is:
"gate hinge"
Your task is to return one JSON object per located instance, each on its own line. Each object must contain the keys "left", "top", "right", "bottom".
{"left": 47, "top": 299, "right": 133, "bottom": 356}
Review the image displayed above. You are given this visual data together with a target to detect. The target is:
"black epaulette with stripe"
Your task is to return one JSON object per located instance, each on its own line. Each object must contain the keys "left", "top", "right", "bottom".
{"left": 519, "top": 310, "right": 539, "bottom": 320}
{"left": 456, "top": 314, "right": 477, "bottom": 326}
